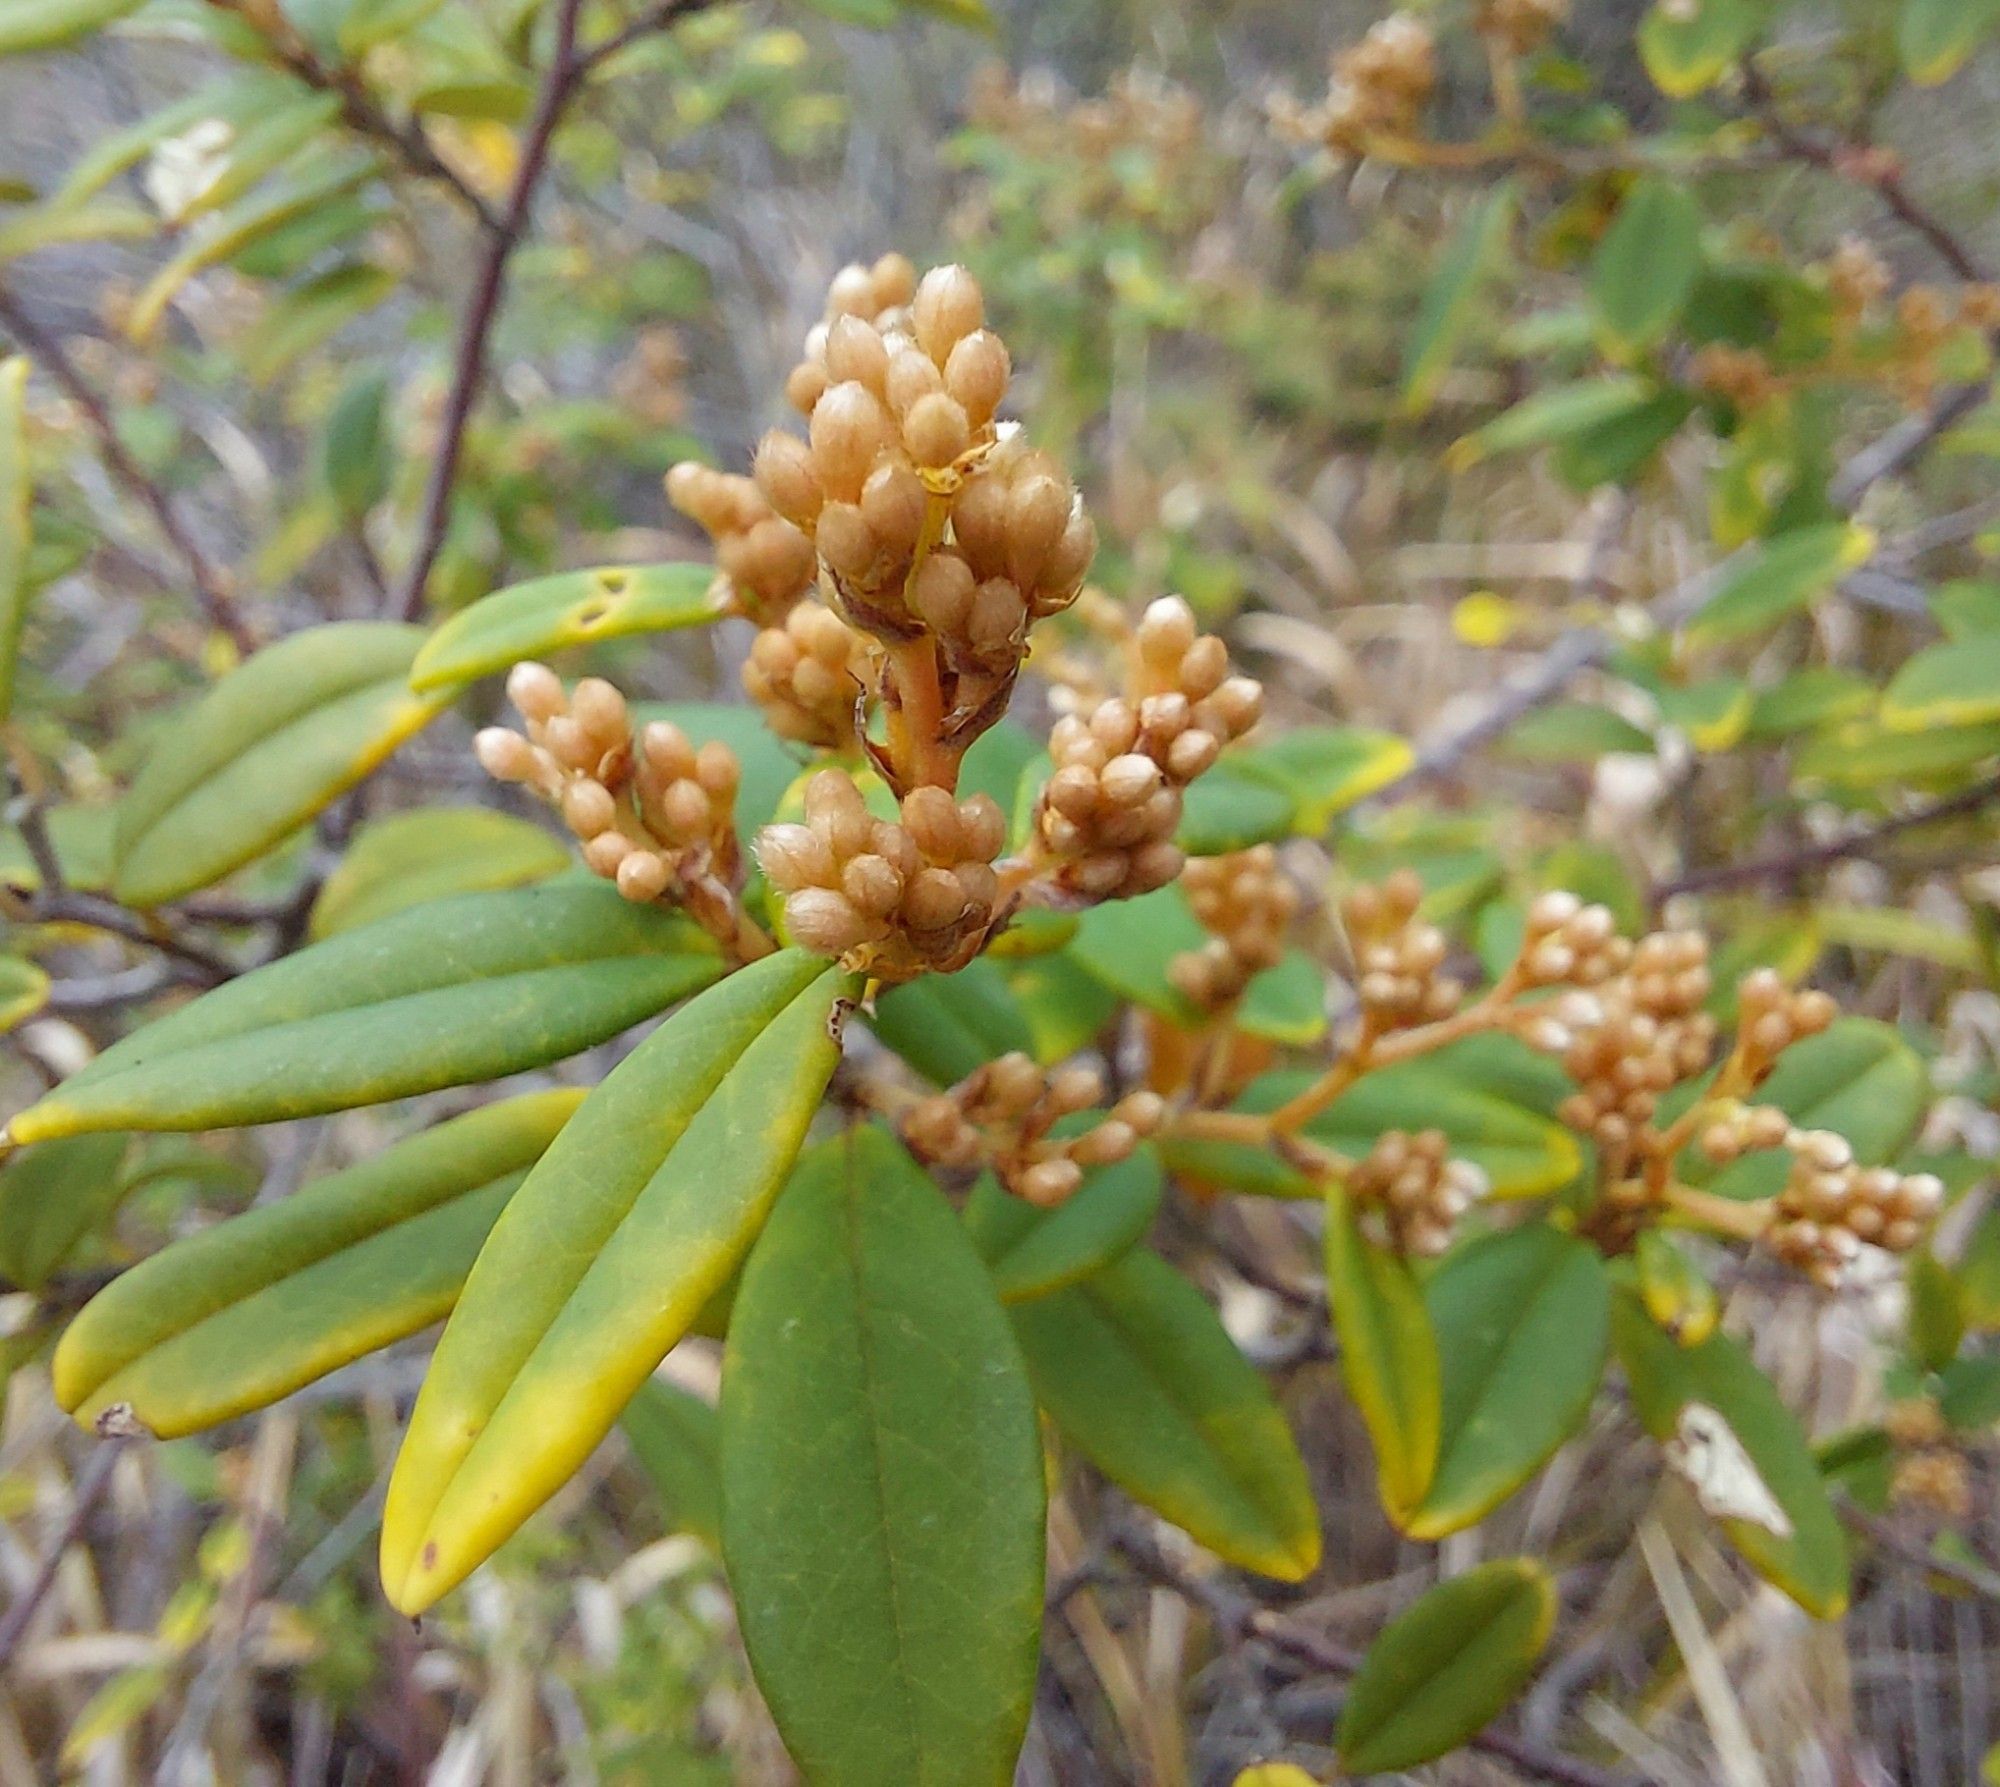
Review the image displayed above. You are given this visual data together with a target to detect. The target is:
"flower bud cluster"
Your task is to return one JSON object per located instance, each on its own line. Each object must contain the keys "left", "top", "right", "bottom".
{"left": 1031, "top": 597, "right": 1261, "bottom": 902}
{"left": 1169, "top": 845, "right": 1299, "bottom": 1012}
{"left": 1341, "top": 869, "right": 1461, "bottom": 1029}
{"left": 1545, "top": 931, "right": 1718, "bottom": 1155}
{"left": 1733, "top": 969, "right": 1837, "bottom": 1078}
{"left": 1691, "top": 343, "right": 1780, "bottom": 412}
{"left": 664, "top": 461, "right": 817, "bottom": 623}
{"left": 1514, "top": 891, "right": 1630, "bottom": 991}
{"left": 1764, "top": 1131, "right": 1943, "bottom": 1289}
{"left": 758, "top": 770, "right": 1005, "bottom": 978}
{"left": 742, "top": 600, "right": 871, "bottom": 746}
{"left": 1284, "top": 15, "right": 1437, "bottom": 155}
{"left": 1475, "top": 0, "right": 1567, "bottom": 53}
{"left": 901, "top": 1050, "right": 1165, "bottom": 1207}
{"left": 476, "top": 663, "right": 742, "bottom": 931}
{"left": 1890, "top": 1446, "right": 1971, "bottom": 1521}
{"left": 1826, "top": 235, "right": 1892, "bottom": 320}
{"left": 1347, "top": 1129, "right": 1488, "bottom": 1258}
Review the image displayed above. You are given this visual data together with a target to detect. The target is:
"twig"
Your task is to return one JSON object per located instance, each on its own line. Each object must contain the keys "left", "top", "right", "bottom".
{"left": 1837, "top": 1499, "right": 2000, "bottom": 1604}
{"left": 393, "top": 0, "right": 713, "bottom": 619}
{"left": 1740, "top": 62, "right": 1988, "bottom": 285}
{"left": 0, "top": 287, "right": 257, "bottom": 652}
{"left": 0, "top": 1431, "right": 134, "bottom": 1668}
{"left": 1652, "top": 770, "right": 2000, "bottom": 902}
{"left": 1109, "top": 1528, "right": 1635, "bottom": 1787}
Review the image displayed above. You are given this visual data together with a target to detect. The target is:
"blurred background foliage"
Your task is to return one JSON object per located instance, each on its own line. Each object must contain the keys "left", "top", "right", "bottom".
{"left": 1, "top": 0, "right": 1999, "bottom": 1779}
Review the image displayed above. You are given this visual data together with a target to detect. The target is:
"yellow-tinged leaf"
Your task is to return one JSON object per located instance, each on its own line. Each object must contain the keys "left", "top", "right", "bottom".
{"left": 0, "top": 953, "right": 48, "bottom": 1032}
{"left": 54, "top": 1093, "right": 580, "bottom": 1437}
{"left": 0, "top": 356, "right": 29, "bottom": 722}
{"left": 113, "top": 623, "right": 453, "bottom": 907}
{"left": 308, "top": 806, "right": 570, "bottom": 938}
{"left": 381, "top": 950, "right": 854, "bottom": 1613}
{"left": 1233, "top": 1769, "right": 1320, "bottom": 1787}
{"left": 409, "top": 562, "right": 719, "bottom": 692}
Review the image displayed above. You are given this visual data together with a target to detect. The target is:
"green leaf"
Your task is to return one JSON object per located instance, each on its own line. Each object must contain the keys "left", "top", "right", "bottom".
{"left": 53, "top": 1093, "right": 577, "bottom": 1437}
{"left": 0, "top": 1133, "right": 129, "bottom": 1291}
{"left": 1929, "top": 579, "right": 2000, "bottom": 640}
{"left": 0, "top": 954, "right": 48, "bottom": 1032}
{"left": 1684, "top": 524, "right": 1874, "bottom": 646}
{"left": 1634, "top": 1228, "right": 1719, "bottom": 1346}
{"left": 7, "top": 883, "right": 721, "bottom": 1143}
{"left": 1227, "top": 726, "right": 1414, "bottom": 831}
{"left": 409, "top": 563, "right": 719, "bottom": 692}
{"left": 1402, "top": 182, "right": 1516, "bottom": 413}
{"left": 1325, "top": 1186, "right": 1439, "bottom": 1522}
{"left": 1906, "top": 1251, "right": 1966, "bottom": 1374}
{"left": 0, "top": 199, "right": 156, "bottom": 263}
{"left": 1552, "top": 388, "right": 1694, "bottom": 490}
{"left": 1746, "top": 667, "right": 1874, "bottom": 741}
{"left": 868, "top": 957, "right": 1033, "bottom": 1085}
{"left": 963, "top": 1148, "right": 1163, "bottom": 1302}
{"left": 1883, "top": 639, "right": 2000, "bottom": 730}
{"left": 1939, "top": 1355, "right": 2000, "bottom": 1430}
{"left": 1237, "top": 949, "right": 1327, "bottom": 1046}
{"left": 1613, "top": 1293, "right": 1848, "bottom": 1615}
{"left": 1900, "top": 0, "right": 2000, "bottom": 84}
{"left": 0, "top": 0, "right": 145, "bottom": 54}
{"left": 322, "top": 368, "right": 391, "bottom": 519}
{"left": 1960, "top": 1200, "right": 2000, "bottom": 1330}
{"left": 1175, "top": 760, "right": 1298, "bottom": 854}
{"left": 1003, "top": 948, "right": 1119, "bottom": 1065}
{"left": 1500, "top": 702, "right": 1653, "bottom": 763}
{"left": 1658, "top": 677, "right": 1752, "bottom": 752}
{"left": 0, "top": 357, "right": 30, "bottom": 722}
{"left": 722, "top": 1126, "right": 1043, "bottom": 1787}
{"left": 112, "top": 623, "right": 451, "bottom": 906}
{"left": 1702, "top": 1019, "right": 1928, "bottom": 1202}
{"left": 1010, "top": 1247, "right": 1319, "bottom": 1579}
{"left": 1448, "top": 376, "right": 1653, "bottom": 470}
{"left": 1591, "top": 178, "right": 1703, "bottom": 355}
{"left": 1638, "top": 0, "right": 1763, "bottom": 97}
{"left": 1337, "top": 1560, "right": 1555, "bottom": 1773}
{"left": 620, "top": 1377, "right": 722, "bottom": 1549}
{"left": 308, "top": 806, "right": 570, "bottom": 938}
{"left": 1795, "top": 716, "right": 2000, "bottom": 786}
{"left": 380, "top": 949, "right": 854, "bottom": 1614}
{"left": 1406, "top": 1226, "right": 1610, "bottom": 1538}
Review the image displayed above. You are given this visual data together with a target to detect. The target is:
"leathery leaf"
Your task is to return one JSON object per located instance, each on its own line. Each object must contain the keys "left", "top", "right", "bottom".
{"left": 380, "top": 949, "right": 854, "bottom": 1614}
{"left": 54, "top": 1092, "right": 580, "bottom": 1437}
{"left": 722, "top": 1126, "right": 1044, "bottom": 1787}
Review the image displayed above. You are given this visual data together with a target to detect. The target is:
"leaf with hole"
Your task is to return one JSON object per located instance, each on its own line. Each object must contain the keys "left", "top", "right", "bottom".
{"left": 54, "top": 1093, "right": 578, "bottom": 1437}
{"left": 1336, "top": 1559, "right": 1555, "bottom": 1772}
{"left": 112, "top": 623, "right": 452, "bottom": 906}
{"left": 7, "top": 883, "right": 720, "bottom": 1143}
{"left": 722, "top": 1125, "right": 1043, "bottom": 1787}
{"left": 409, "top": 563, "right": 719, "bottom": 692}
{"left": 1010, "top": 1246, "right": 1319, "bottom": 1579}
{"left": 381, "top": 949, "right": 854, "bottom": 1613}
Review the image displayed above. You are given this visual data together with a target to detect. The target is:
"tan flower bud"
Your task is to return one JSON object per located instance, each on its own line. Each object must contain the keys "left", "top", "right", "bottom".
{"left": 616, "top": 851, "right": 670, "bottom": 903}
{"left": 904, "top": 392, "right": 972, "bottom": 468}
{"left": 816, "top": 502, "right": 876, "bottom": 580}
{"left": 842, "top": 852, "right": 905, "bottom": 920}
{"left": 1018, "top": 1158, "right": 1082, "bottom": 1208}
{"left": 561, "top": 778, "right": 617, "bottom": 837}
{"left": 901, "top": 784, "right": 964, "bottom": 860}
{"left": 904, "top": 865, "right": 970, "bottom": 931}
{"left": 753, "top": 431, "right": 823, "bottom": 527}
{"left": 913, "top": 263, "right": 984, "bottom": 363}
{"left": 860, "top": 459, "right": 928, "bottom": 556}
{"left": 911, "top": 550, "right": 975, "bottom": 634}
{"left": 757, "top": 822, "right": 835, "bottom": 890}
{"left": 826, "top": 263, "right": 875, "bottom": 318}
{"left": 786, "top": 359, "right": 829, "bottom": 414}
{"left": 871, "top": 251, "right": 917, "bottom": 309}
{"left": 885, "top": 347, "right": 945, "bottom": 418}
{"left": 786, "top": 886, "right": 877, "bottom": 955}
{"left": 809, "top": 380, "right": 894, "bottom": 501}
{"left": 475, "top": 727, "right": 540, "bottom": 783}
{"left": 944, "top": 329, "right": 1010, "bottom": 425}
{"left": 825, "top": 314, "right": 890, "bottom": 393}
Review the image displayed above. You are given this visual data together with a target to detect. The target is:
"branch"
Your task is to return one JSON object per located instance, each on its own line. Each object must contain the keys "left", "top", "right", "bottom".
{"left": 0, "top": 286, "right": 256, "bottom": 652}
{"left": 393, "top": 0, "right": 715, "bottom": 619}
{"left": 1109, "top": 1528, "right": 1636, "bottom": 1787}
{"left": 0, "top": 1427, "right": 136, "bottom": 1668}
{"left": 1652, "top": 770, "right": 2000, "bottom": 902}
{"left": 1837, "top": 1498, "right": 2000, "bottom": 1604}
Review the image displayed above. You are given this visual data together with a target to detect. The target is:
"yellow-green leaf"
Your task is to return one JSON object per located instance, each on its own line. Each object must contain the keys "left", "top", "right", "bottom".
{"left": 53, "top": 1092, "right": 578, "bottom": 1436}
{"left": 1402, "top": 182, "right": 1516, "bottom": 413}
{"left": 1900, "top": 0, "right": 1999, "bottom": 84}
{"left": 1406, "top": 1226, "right": 1608, "bottom": 1538}
{"left": 0, "top": 0, "right": 145, "bottom": 54}
{"left": 1009, "top": 1247, "right": 1319, "bottom": 1580}
{"left": 1883, "top": 639, "right": 2000, "bottom": 731}
{"left": 1795, "top": 716, "right": 2000, "bottom": 786}
{"left": 1638, "top": 0, "right": 1762, "bottom": 97}
{"left": 1326, "top": 1185, "right": 1439, "bottom": 1522}
{"left": 113, "top": 623, "right": 452, "bottom": 906}
{"left": 1613, "top": 1293, "right": 1848, "bottom": 1615}
{"left": 7, "top": 883, "right": 720, "bottom": 1143}
{"left": 1685, "top": 524, "right": 1874, "bottom": 646}
{"left": 868, "top": 957, "right": 1034, "bottom": 1085}
{"left": 409, "top": 562, "right": 719, "bottom": 693}
{"left": 0, "top": 356, "right": 30, "bottom": 721}
{"left": 1231, "top": 725, "right": 1414, "bottom": 831}
{"left": 308, "top": 806, "right": 570, "bottom": 938}
{"left": 722, "top": 1126, "right": 1044, "bottom": 1787}
{"left": 1337, "top": 1559, "right": 1555, "bottom": 1772}
{"left": 1634, "top": 1229, "right": 1719, "bottom": 1346}
{"left": 0, "top": 952, "right": 48, "bottom": 1032}
{"left": 380, "top": 949, "right": 853, "bottom": 1614}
